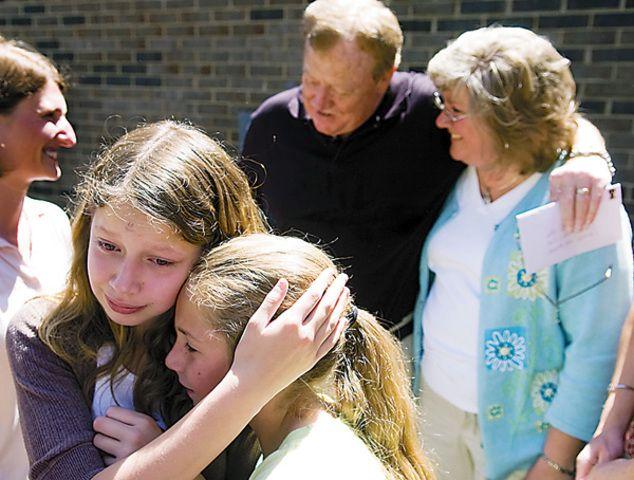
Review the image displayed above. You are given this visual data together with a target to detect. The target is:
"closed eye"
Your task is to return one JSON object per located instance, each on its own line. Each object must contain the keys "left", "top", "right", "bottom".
{"left": 447, "top": 105, "right": 465, "bottom": 115}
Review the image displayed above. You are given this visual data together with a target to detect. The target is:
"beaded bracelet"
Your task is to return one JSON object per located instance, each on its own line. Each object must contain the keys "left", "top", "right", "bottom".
{"left": 568, "top": 150, "right": 616, "bottom": 177}
{"left": 608, "top": 382, "right": 634, "bottom": 393}
{"left": 540, "top": 454, "right": 575, "bottom": 478}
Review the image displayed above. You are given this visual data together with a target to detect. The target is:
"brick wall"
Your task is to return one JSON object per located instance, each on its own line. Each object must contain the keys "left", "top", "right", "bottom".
{"left": 1, "top": 0, "right": 633, "bottom": 214}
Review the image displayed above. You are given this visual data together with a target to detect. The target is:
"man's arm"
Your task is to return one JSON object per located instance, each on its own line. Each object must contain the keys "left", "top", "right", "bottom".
{"left": 550, "top": 117, "right": 613, "bottom": 232}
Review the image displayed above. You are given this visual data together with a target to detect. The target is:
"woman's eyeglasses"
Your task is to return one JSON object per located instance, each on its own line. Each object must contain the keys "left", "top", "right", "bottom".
{"left": 433, "top": 91, "right": 470, "bottom": 123}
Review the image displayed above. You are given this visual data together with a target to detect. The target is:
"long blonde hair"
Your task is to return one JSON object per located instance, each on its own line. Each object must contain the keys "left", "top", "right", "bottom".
{"left": 39, "top": 120, "right": 267, "bottom": 424}
{"left": 185, "top": 234, "right": 432, "bottom": 480}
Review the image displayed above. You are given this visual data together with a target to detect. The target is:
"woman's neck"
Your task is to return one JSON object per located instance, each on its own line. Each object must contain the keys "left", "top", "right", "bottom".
{"left": 0, "top": 177, "right": 28, "bottom": 246}
{"left": 476, "top": 164, "right": 528, "bottom": 203}
{"left": 249, "top": 394, "right": 322, "bottom": 456}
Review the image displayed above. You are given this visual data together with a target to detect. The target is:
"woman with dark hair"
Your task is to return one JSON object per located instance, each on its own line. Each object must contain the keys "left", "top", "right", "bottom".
{"left": 0, "top": 35, "right": 76, "bottom": 479}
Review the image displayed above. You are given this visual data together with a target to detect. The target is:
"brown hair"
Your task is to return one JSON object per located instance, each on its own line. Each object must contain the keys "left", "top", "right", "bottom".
{"left": 185, "top": 234, "right": 432, "bottom": 480}
{"left": 39, "top": 120, "right": 268, "bottom": 424}
{"left": 427, "top": 26, "right": 579, "bottom": 173}
{"left": 0, "top": 35, "right": 67, "bottom": 114}
{"left": 303, "top": 0, "right": 403, "bottom": 80}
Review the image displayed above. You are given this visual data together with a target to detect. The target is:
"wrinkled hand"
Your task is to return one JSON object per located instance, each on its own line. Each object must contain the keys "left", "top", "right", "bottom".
{"left": 93, "top": 406, "right": 163, "bottom": 465}
{"left": 549, "top": 155, "right": 611, "bottom": 233}
{"left": 230, "top": 268, "right": 349, "bottom": 400}
{"left": 576, "top": 427, "right": 625, "bottom": 479}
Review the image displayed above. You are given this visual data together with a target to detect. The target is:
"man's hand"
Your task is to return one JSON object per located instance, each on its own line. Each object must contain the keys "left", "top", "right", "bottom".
{"left": 549, "top": 154, "right": 611, "bottom": 233}
{"left": 93, "top": 406, "right": 163, "bottom": 465}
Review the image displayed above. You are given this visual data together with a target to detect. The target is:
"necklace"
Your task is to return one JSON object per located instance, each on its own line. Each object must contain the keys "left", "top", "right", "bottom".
{"left": 481, "top": 188, "right": 492, "bottom": 204}
{"left": 478, "top": 169, "right": 528, "bottom": 204}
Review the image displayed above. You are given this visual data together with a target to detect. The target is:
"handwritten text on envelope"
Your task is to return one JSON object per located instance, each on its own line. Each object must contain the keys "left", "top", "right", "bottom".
{"left": 516, "top": 184, "right": 623, "bottom": 273}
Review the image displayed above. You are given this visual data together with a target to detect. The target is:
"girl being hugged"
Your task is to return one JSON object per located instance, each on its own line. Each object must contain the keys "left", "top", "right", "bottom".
{"left": 7, "top": 120, "right": 348, "bottom": 480}
{"left": 166, "top": 233, "right": 432, "bottom": 480}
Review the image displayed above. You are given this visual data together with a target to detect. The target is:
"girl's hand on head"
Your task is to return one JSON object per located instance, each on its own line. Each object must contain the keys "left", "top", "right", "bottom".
{"left": 230, "top": 268, "right": 349, "bottom": 399}
{"left": 93, "top": 406, "right": 163, "bottom": 465}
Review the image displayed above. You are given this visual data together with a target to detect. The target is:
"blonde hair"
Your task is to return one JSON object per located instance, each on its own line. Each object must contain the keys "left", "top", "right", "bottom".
{"left": 0, "top": 35, "right": 67, "bottom": 114}
{"left": 427, "top": 26, "right": 578, "bottom": 173}
{"left": 185, "top": 234, "right": 432, "bottom": 480}
{"left": 303, "top": 0, "right": 403, "bottom": 80}
{"left": 39, "top": 120, "right": 268, "bottom": 424}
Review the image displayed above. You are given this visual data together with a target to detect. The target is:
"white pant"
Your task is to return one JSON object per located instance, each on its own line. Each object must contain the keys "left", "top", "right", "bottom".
{"left": 419, "top": 379, "right": 486, "bottom": 480}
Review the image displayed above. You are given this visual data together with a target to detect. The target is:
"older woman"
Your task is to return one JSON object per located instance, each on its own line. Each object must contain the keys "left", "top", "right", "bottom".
{"left": 0, "top": 37, "right": 76, "bottom": 478}
{"left": 412, "top": 27, "right": 633, "bottom": 480}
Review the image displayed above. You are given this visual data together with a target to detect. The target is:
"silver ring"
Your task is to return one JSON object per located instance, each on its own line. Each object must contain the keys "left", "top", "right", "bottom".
{"left": 576, "top": 187, "right": 591, "bottom": 196}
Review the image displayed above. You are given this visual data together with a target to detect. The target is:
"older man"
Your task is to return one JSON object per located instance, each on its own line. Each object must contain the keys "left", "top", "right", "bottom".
{"left": 242, "top": 0, "right": 610, "bottom": 337}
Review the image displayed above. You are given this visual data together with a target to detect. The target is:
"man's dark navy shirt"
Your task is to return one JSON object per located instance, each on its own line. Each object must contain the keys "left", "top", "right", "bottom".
{"left": 242, "top": 71, "right": 463, "bottom": 336}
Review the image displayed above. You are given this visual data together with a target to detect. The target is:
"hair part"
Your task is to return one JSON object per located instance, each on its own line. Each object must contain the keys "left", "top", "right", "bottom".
{"left": 39, "top": 120, "right": 267, "bottom": 424}
{"left": 0, "top": 35, "right": 67, "bottom": 114}
{"left": 303, "top": 0, "right": 403, "bottom": 81}
{"left": 427, "top": 26, "right": 579, "bottom": 173}
{"left": 186, "top": 234, "right": 432, "bottom": 480}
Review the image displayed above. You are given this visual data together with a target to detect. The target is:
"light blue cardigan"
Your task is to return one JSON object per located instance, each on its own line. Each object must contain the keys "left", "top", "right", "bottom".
{"left": 413, "top": 168, "right": 633, "bottom": 479}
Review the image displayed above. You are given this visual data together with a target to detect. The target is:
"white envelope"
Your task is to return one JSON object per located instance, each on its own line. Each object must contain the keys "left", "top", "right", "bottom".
{"left": 516, "top": 184, "right": 623, "bottom": 273}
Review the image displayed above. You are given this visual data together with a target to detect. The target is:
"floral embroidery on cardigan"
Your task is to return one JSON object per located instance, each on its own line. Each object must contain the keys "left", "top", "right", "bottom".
{"left": 485, "top": 276, "right": 501, "bottom": 294}
{"left": 535, "top": 421, "right": 551, "bottom": 433}
{"left": 484, "top": 327, "right": 527, "bottom": 372}
{"left": 507, "top": 251, "right": 548, "bottom": 301}
{"left": 487, "top": 404, "right": 504, "bottom": 421}
{"left": 531, "top": 370, "right": 559, "bottom": 414}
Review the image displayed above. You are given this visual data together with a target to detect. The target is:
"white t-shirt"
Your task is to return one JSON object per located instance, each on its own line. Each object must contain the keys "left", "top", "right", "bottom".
{"left": 249, "top": 412, "right": 387, "bottom": 480}
{"left": 421, "top": 167, "right": 541, "bottom": 413}
{"left": 92, "top": 345, "right": 167, "bottom": 430}
{"left": 0, "top": 197, "right": 72, "bottom": 479}
{"left": 92, "top": 345, "right": 137, "bottom": 418}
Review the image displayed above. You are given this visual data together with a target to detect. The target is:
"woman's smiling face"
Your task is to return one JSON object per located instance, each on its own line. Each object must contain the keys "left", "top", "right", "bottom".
{"left": 0, "top": 80, "right": 76, "bottom": 185}
{"left": 435, "top": 86, "right": 498, "bottom": 169}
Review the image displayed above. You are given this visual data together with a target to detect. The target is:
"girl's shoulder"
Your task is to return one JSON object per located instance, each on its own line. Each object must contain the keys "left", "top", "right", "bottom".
{"left": 7, "top": 296, "right": 59, "bottom": 342}
{"left": 250, "top": 415, "right": 386, "bottom": 480}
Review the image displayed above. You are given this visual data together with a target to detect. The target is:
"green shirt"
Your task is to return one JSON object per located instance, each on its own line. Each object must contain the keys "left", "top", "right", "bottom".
{"left": 249, "top": 413, "right": 387, "bottom": 480}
